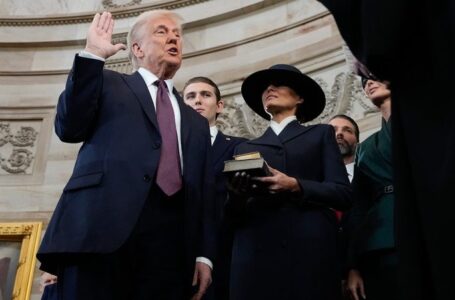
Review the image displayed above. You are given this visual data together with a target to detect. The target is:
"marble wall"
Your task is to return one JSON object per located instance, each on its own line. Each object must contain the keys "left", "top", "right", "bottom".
{"left": 0, "top": 0, "right": 381, "bottom": 299}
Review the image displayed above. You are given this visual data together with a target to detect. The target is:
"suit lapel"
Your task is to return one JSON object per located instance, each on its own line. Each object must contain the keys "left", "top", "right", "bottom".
{"left": 123, "top": 72, "right": 159, "bottom": 130}
{"left": 176, "top": 89, "right": 191, "bottom": 156}
{"left": 248, "top": 127, "right": 283, "bottom": 148}
{"left": 278, "top": 120, "right": 314, "bottom": 143}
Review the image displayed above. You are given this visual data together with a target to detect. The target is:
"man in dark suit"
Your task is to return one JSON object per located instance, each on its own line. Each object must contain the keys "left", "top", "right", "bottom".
{"left": 183, "top": 76, "right": 247, "bottom": 300}
{"left": 317, "top": 1, "right": 455, "bottom": 299}
{"left": 37, "top": 10, "right": 215, "bottom": 300}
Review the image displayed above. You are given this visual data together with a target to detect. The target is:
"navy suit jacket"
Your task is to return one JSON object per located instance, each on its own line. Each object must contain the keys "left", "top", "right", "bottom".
{"left": 211, "top": 131, "right": 247, "bottom": 222}
{"left": 37, "top": 55, "right": 215, "bottom": 276}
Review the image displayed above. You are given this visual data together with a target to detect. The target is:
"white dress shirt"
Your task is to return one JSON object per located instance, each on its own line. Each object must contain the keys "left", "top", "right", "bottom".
{"left": 137, "top": 67, "right": 183, "bottom": 171}
{"left": 345, "top": 162, "right": 354, "bottom": 183}
{"left": 210, "top": 126, "right": 219, "bottom": 145}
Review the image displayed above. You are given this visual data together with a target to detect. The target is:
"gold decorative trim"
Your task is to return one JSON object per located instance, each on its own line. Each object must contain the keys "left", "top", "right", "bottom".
{"left": 0, "top": 0, "right": 209, "bottom": 27}
{"left": 0, "top": 222, "right": 42, "bottom": 300}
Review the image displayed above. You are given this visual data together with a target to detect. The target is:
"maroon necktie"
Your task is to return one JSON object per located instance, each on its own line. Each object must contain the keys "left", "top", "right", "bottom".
{"left": 155, "top": 80, "right": 182, "bottom": 196}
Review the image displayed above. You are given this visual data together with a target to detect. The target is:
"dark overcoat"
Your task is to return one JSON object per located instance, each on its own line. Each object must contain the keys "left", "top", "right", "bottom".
{"left": 226, "top": 121, "right": 352, "bottom": 300}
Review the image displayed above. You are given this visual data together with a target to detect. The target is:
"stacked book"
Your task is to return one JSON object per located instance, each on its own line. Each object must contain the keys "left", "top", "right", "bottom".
{"left": 223, "top": 151, "right": 271, "bottom": 177}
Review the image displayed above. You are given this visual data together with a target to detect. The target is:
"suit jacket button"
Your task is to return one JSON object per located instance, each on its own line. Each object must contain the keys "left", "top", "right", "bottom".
{"left": 143, "top": 175, "right": 151, "bottom": 182}
{"left": 154, "top": 141, "right": 161, "bottom": 149}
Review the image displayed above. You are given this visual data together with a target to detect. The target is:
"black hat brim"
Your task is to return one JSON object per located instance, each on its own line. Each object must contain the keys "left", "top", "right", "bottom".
{"left": 241, "top": 68, "right": 326, "bottom": 122}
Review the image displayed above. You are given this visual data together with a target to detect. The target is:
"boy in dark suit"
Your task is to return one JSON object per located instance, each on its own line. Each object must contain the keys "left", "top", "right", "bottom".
{"left": 183, "top": 76, "right": 247, "bottom": 300}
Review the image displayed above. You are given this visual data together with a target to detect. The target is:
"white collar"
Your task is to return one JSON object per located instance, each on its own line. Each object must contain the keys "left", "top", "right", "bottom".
{"left": 345, "top": 162, "right": 355, "bottom": 183}
{"left": 210, "top": 126, "right": 218, "bottom": 145}
{"left": 270, "top": 116, "right": 297, "bottom": 135}
{"left": 137, "top": 67, "right": 174, "bottom": 92}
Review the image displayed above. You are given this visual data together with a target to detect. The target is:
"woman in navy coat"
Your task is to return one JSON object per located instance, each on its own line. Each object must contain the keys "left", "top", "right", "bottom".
{"left": 226, "top": 64, "right": 352, "bottom": 300}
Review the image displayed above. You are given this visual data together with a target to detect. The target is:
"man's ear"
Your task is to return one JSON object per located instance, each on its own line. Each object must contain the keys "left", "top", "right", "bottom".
{"left": 131, "top": 43, "right": 143, "bottom": 59}
{"left": 216, "top": 99, "right": 224, "bottom": 114}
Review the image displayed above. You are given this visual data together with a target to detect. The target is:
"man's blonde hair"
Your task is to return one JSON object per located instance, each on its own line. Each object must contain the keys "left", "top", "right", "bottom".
{"left": 127, "top": 9, "right": 183, "bottom": 71}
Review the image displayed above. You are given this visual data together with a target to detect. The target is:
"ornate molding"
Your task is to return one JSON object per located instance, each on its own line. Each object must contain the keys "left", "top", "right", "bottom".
{"left": 102, "top": 0, "right": 142, "bottom": 9}
{"left": 0, "top": 107, "right": 54, "bottom": 185}
{"left": 0, "top": 122, "right": 38, "bottom": 174}
{"left": 0, "top": 122, "right": 13, "bottom": 146}
{"left": 218, "top": 96, "right": 268, "bottom": 139}
{"left": 10, "top": 126, "right": 38, "bottom": 147}
{"left": 0, "top": 0, "right": 209, "bottom": 27}
{"left": 1, "top": 148, "right": 34, "bottom": 174}
{"left": 0, "top": 223, "right": 35, "bottom": 235}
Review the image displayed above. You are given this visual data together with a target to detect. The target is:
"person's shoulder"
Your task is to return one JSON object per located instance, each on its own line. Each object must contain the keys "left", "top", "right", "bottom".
{"left": 310, "top": 123, "right": 332, "bottom": 130}
{"left": 356, "top": 131, "right": 378, "bottom": 155}
{"left": 297, "top": 122, "right": 331, "bottom": 134}
{"left": 221, "top": 132, "right": 248, "bottom": 144}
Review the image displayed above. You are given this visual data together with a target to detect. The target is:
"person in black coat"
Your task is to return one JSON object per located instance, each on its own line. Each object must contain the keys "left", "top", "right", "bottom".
{"left": 37, "top": 10, "right": 215, "bottom": 300}
{"left": 225, "top": 64, "right": 352, "bottom": 300}
{"left": 317, "top": 1, "right": 455, "bottom": 299}
{"left": 183, "top": 76, "right": 247, "bottom": 300}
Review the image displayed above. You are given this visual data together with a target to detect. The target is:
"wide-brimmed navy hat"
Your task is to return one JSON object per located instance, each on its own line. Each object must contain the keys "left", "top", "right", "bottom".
{"left": 241, "top": 64, "right": 326, "bottom": 122}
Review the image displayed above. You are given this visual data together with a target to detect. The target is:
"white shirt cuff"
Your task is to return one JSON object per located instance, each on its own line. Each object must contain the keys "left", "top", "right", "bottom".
{"left": 196, "top": 257, "right": 213, "bottom": 270}
{"left": 79, "top": 50, "right": 106, "bottom": 62}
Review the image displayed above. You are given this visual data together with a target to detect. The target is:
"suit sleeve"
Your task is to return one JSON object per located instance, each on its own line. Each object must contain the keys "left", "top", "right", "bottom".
{"left": 294, "top": 125, "right": 353, "bottom": 211}
{"left": 345, "top": 163, "right": 373, "bottom": 269}
{"left": 200, "top": 122, "right": 217, "bottom": 262}
{"left": 55, "top": 54, "right": 105, "bottom": 143}
{"left": 223, "top": 142, "right": 250, "bottom": 226}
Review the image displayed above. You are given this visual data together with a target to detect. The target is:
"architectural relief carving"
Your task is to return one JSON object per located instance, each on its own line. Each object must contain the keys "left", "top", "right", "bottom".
{"left": 0, "top": 122, "right": 13, "bottom": 146}
{"left": 311, "top": 71, "right": 376, "bottom": 124}
{"left": 0, "top": 107, "right": 54, "bottom": 185}
{"left": 103, "top": 0, "right": 142, "bottom": 9}
{"left": 1, "top": 148, "right": 34, "bottom": 174}
{"left": 10, "top": 126, "right": 38, "bottom": 147}
{"left": 217, "top": 95, "right": 268, "bottom": 139}
{"left": 0, "top": 121, "right": 39, "bottom": 175}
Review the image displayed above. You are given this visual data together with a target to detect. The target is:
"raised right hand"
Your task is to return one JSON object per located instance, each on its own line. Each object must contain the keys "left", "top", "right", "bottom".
{"left": 85, "top": 11, "right": 126, "bottom": 59}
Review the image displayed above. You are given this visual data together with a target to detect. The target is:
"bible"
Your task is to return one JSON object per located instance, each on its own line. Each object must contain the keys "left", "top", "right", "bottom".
{"left": 223, "top": 151, "right": 271, "bottom": 177}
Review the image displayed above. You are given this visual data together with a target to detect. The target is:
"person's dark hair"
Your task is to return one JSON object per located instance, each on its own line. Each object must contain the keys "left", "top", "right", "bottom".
{"left": 328, "top": 114, "right": 360, "bottom": 141}
{"left": 183, "top": 76, "right": 221, "bottom": 102}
